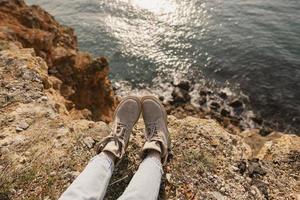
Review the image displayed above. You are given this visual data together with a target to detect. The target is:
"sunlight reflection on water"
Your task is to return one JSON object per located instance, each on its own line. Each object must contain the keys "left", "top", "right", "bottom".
{"left": 99, "top": 0, "right": 212, "bottom": 78}
{"left": 130, "top": 0, "right": 177, "bottom": 14}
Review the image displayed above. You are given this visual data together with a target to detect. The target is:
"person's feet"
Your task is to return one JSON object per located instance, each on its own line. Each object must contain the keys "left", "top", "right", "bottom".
{"left": 97, "top": 95, "right": 171, "bottom": 165}
{"left": 97, "top": 96, "right": 141, "bottom": 161}
{"left": 141, "top": 96, "right": 171, "bottom": 164}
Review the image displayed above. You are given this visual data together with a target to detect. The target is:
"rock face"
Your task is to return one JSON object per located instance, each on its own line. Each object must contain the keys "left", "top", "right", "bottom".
{"left": 0, "top": 41, "right": 112, "bottom": 199}
{"left": 0, "top": 0, "right": 117, "bottom": 122}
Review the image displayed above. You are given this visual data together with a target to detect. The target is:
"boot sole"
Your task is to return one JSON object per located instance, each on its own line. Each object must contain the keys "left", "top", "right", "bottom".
{"left": 113, "top": 96, "right": 142, "bottom": 125}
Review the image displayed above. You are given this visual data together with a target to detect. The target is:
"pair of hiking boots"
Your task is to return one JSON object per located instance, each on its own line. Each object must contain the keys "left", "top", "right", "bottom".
{"left": 97, "top": 96, "right": 171, "bottom": 164}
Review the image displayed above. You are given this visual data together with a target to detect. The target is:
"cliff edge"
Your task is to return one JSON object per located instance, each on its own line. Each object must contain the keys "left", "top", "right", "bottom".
{"left": 0, "top": 42, "right": 299, "bottom": 200}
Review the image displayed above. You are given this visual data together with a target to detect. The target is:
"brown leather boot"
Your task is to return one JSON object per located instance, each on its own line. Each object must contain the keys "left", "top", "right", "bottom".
{"left": 97, "top": 96, "right": 141, "bottom": 161}
{"left": 141, "top": 96, "right": 171, "bottom": 165}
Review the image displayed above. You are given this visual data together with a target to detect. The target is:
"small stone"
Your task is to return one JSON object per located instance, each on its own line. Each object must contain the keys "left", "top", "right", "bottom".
{"left": 16, "top": 126, "right": 24, "bottom": 132}
{"left": 219, "top": 87, "right": 233, "bottom": 99}
{"left": 259, "top": 127, "right": 272, "bottom": 136}
{"left": 50, "top": 171, "right": 57, "bottom": 176}
{"left": 211, "top": 139, "right": 219, "bottom": 147}
{"left": 171, "top": 87, "right": 191, "bottom": 103}
{"left": 208, "top": 174, "right": 214, "bottom": 180}
{"left": 43, "top": 196, "right": 50, "bottom": 200}
{"left": 229, "top": 99, "right": 243, "bottom": 108}
{"left": 200, "top": 88, "right": 213, "bottom": 96}
{"left": 183, "top": 104, "right": 195, "bottom": 112}
{"left": 22, "top": 71, "right": 33, "bottom": 80}
{"left": 218, "top": 92, "right": 228, "bottom": 99}
{"left": 251, "top": 116, "right": 263, "bottom": 125}
{"left": 9, "top": 188, "right": 17, "bottom": 194}
{"left": 248, "top": 160, "right": 266, "bottom": 178}
{"left": 83, "top": 137, "right": 95, "bottom": 149}
{"left": 246, "top": 177, "right": 252, "bottom": 182}
{"left": 56, "top": 134, "right": 62, "bottom": 139}
{"left": 237, "top": 160, "right": 247, "bottom": 175}
{"left": 199, "top": 96, "right": 207, "bottom": 105}
{"left": 166, "top": 173, "right": 171, "bottom": 182}
{"left": 41, "top": 96, "right": 48, "bottom": 101}
{"left": 16, "top": 121, "right": 29, "bottom": 131}
{"left": 230, "top": 165, "right": 239, "bottom": 172}
{"left": 7, "top": 116, "right": 15, "bottom": 122}
{"left": 211, "top": 191, "right": 226, "bottom": 200}
{"left": 159, "top": 96, "right": 164, "bottom": 101}
{"left": 175, "top": 80, "right": 191, "bottom": 91}
{"left": 19, "top": 157, "right": 27, "bottom": 164}
{"left": 221, "top": 108, "right": 230, "bottom": 117}
{"left": 220, "top": 187, "right": 226, "bottom": 193}
{"left": 66, "top": 171, "right": 80, "bottom": 180}
{"left": 209, "top": 101, "right": 220, "bottom": 110}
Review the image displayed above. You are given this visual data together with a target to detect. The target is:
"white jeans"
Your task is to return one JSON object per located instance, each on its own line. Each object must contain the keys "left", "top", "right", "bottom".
{"left": 59, "top": 153, "right": 163, "bottom": 200}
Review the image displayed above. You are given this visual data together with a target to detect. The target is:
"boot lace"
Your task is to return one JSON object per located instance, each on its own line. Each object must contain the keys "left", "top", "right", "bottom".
{"left": 96, "top": 122, "right": 128, "bottom": 154}
{"left": 114, "top": 122, "right": 128, "bottom": 138}
{"left": 146, "top": 122, "right": 159, "bottom": 139}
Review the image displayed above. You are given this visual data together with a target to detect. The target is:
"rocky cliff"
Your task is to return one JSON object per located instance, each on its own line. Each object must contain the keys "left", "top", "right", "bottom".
{"left": 0, "top": 1, "right": 299, "bottom": 200}
{"left": 0, "top": 0, "right": 117, "bottom": 122}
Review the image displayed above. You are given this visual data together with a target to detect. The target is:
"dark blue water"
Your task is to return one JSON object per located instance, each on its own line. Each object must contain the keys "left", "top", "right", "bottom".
{"left": 26, "top": 0, "right": 300, "bottom": 132}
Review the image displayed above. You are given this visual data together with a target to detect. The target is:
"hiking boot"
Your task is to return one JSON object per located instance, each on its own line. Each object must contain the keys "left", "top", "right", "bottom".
{"left": 141, "top": 96, "right": 171, "bottom": 164}
{"left": 97, "top": 96, "right": 141, "bottom": 161}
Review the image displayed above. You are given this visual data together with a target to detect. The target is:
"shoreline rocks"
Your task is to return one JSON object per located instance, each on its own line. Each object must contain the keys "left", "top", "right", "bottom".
{"left": 167, "top": 80, "right": 300, "bottom": 135}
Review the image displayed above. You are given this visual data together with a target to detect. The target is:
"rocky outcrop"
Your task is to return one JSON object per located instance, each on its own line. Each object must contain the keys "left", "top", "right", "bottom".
{"left": 0, "top": 43, "right": 299, "bottom": 199}
{"left": 0, "top": 0, "right": 117, "bottom": 122}
{"left": 0, "top": 41, "right": 111, "bottom": 199}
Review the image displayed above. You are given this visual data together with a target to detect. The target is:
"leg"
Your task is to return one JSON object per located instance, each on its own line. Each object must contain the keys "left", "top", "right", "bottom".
{"left": 59, "top": 152, "right": 114, "bottom": 200}
{"left": 60, "top": 96, "right": 141, "bottom": 200}
{"left": 118, "top": 96, "right": 171, "bottom": 200}
{"left": 118, "top": 151, "right": 163, "bottom": 200}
